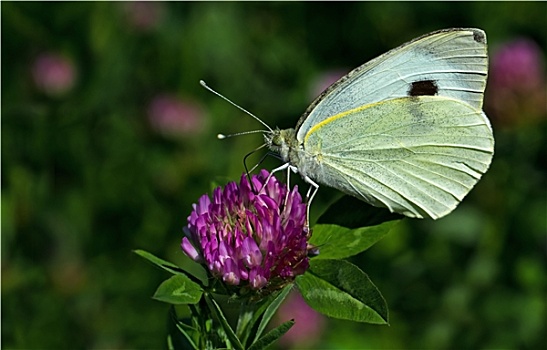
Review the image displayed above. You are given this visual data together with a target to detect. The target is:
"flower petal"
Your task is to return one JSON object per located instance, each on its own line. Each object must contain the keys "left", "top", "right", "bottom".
{"left": 181, "top": 237, "right": 203, "bottom": 263}
{"left": 240, "top": 236, "right": 263, "bottom": 267}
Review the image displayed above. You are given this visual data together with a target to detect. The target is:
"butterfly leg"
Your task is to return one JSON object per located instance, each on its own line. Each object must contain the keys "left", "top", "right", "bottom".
{"left": 259, "top": 162, "right": 291, "bottom": 195}
{"left": 261, "top": 163, "right": 317, "bottom": 233}
{"left": 284, "top": 164, "right": 292, "bottom": 207}
{"left": 304, "top": 175, "right": 319, "bottom": 229}
{"left": 269, "top": 164, "right": 297, "bottom": 210}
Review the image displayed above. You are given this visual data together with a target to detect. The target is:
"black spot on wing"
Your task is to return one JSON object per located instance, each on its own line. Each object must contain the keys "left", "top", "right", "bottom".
{"left": 473, "top": 30, "right": 486, "bottom": 44}
{"left": 408, "top": 80, "right": 438, "bottom": 96}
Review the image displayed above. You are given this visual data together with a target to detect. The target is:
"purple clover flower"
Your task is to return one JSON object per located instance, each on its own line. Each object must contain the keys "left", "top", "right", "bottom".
{"left": 147, "top": 94, "right": 206, "bottom": 137}
{"left": 308, "top": 69, "right": 347, "bottom": 101}
{"left": 32, "top": 52, "right": 76, "bottom": 96}
{"left": 486, "top": 38, "right": 546, "bottom": 126}
{"left": 489, "top": 38, "right": 544, "bottom": 92}
{"left": 181, "top": 170, "right": 309, "bottom": 293}
{"left": 276, "top": 291, "right": 326, "bottom": 348}
{"left": 122, "top": 1, "right": 165, "bottom": 32}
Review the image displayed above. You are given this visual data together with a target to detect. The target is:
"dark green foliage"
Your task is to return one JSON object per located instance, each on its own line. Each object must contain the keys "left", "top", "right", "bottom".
{"left": 2, "top": 2, "right": 545, "bottom": 349}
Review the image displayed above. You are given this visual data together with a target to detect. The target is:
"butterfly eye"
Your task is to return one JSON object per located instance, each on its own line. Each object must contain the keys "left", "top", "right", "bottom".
{"left": 268, "top": 131, "right": 284, "bottom": 147}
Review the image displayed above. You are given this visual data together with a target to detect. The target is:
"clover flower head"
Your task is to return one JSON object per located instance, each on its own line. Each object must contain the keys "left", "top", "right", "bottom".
{"left": 32, "top": 52, "right": 76, "bottom": 96}
{"left": 148, "top": 94, "right": 205, "bottom": 137}
{"left": 181, "top": 170, "right": 309, "bottom": 294}
{"left": 490, "top": 38, "right": 544, "bottom": 92}
{"left": 486, "top": 37, "right": 546, "bottom": 126}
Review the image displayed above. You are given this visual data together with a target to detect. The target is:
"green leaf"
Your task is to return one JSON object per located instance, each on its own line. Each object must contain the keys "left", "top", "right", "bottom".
{"left": 134, "top": 249, "right": 183, "bottom": 273}
{"left": 236, "top": 298, "right": 268, "bottom": 346}
{"left": 248, "top": 320, "right": 295, "bottom": 350}
{"left": 205, "top": 294, "right": 244, "bottom": 350}
{"left": 317, "top": 195, "right": 403, "bottom": 228}
{"left": 134, "top": 249, "right": 208, "bottom": 286}
{"left": 309, "top": 221, "right": 398, "bottom": 260}
{"left": 235, "top": 301, "right": 255, "bottom": 342}
{"left": 172, "top": 322, "right": 199, "bottom": 350}
{"left": 168, "top": 307, "right": 199, "bottom": 350}
{"left": 295, "top": 259, "right": 388, "bottom": 324}
{"left": 167, "top": 335, "right": 174, "bottom": 350}
{"left": 235, "top": 286, "right": 292, "bottom": 347}
{"left": 252, "top": 284, "right": 293, "bottom": 344}
{"left": 178, "top": 253, "right": 210, "bottom": 286}
{"left": 153, "top": 275, "right": 203, "bottom": 305}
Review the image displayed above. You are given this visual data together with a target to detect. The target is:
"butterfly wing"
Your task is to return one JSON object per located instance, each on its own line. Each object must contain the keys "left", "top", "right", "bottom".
{"left": 292, "top": 28, "right": 493, "bottom": 219}
{"left": 300, "top": 95, "right": 493, "bottom": 219}
{"left": 296, "top": 28, "right": 489, "bottom": 142}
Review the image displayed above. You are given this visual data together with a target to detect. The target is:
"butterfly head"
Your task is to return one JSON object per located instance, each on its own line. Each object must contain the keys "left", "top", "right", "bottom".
{"left": 265, "top": 128, "right": 298, "bottom": 163}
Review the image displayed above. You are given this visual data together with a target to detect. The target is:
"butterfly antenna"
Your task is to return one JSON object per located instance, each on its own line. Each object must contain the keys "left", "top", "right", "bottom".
{"left": 200, "top": 80, "right": 273, "bottom": 133}
{"left": 217, "top": 130, "right": 268, "bottom": 140}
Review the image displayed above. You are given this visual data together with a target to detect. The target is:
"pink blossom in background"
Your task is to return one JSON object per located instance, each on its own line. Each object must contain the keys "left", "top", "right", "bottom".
{"left": 308, "top": 69, "right": 347, "bottom": 101}
{"left": 122, "top": 1, "right": 164, "bottom": 31}
{"left": 32, "top": 53, "right": 76, "bottom": 96}
{"left": 489, "top": 39, "right": 544, "bottom": 92}
{"left": 276, "top": 290, "right": 326, "bottom": 348}
{"left": 486, "top": 38, "right": 546, "bottom": 127}
{"left": 148, "top": 94, "right": 206, "bottom": 137}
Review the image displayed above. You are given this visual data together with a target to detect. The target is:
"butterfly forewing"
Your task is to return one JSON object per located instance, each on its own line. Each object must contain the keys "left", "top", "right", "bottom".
{"left": 296, "top": 28, "right": 489, "bottom": 141}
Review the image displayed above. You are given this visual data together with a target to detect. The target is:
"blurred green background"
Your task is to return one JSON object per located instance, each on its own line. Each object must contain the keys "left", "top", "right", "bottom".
{"left": 2, "top": 2, "right": 545, "bottom": 349}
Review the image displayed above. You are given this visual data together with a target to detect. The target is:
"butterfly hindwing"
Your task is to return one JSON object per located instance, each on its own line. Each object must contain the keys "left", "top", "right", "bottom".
{"left": 301, "top": 95, "right": 494, "bottom": 219}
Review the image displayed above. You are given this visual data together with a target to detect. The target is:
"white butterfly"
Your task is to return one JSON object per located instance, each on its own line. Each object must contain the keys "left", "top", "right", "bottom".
{"left": 207, "top": 28, "right": 495, "bottom": 220}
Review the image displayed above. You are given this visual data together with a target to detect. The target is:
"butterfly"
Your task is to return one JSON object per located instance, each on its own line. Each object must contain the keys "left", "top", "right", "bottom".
{"left": 206, "top": 28, "right": 494, "bottom": 220}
